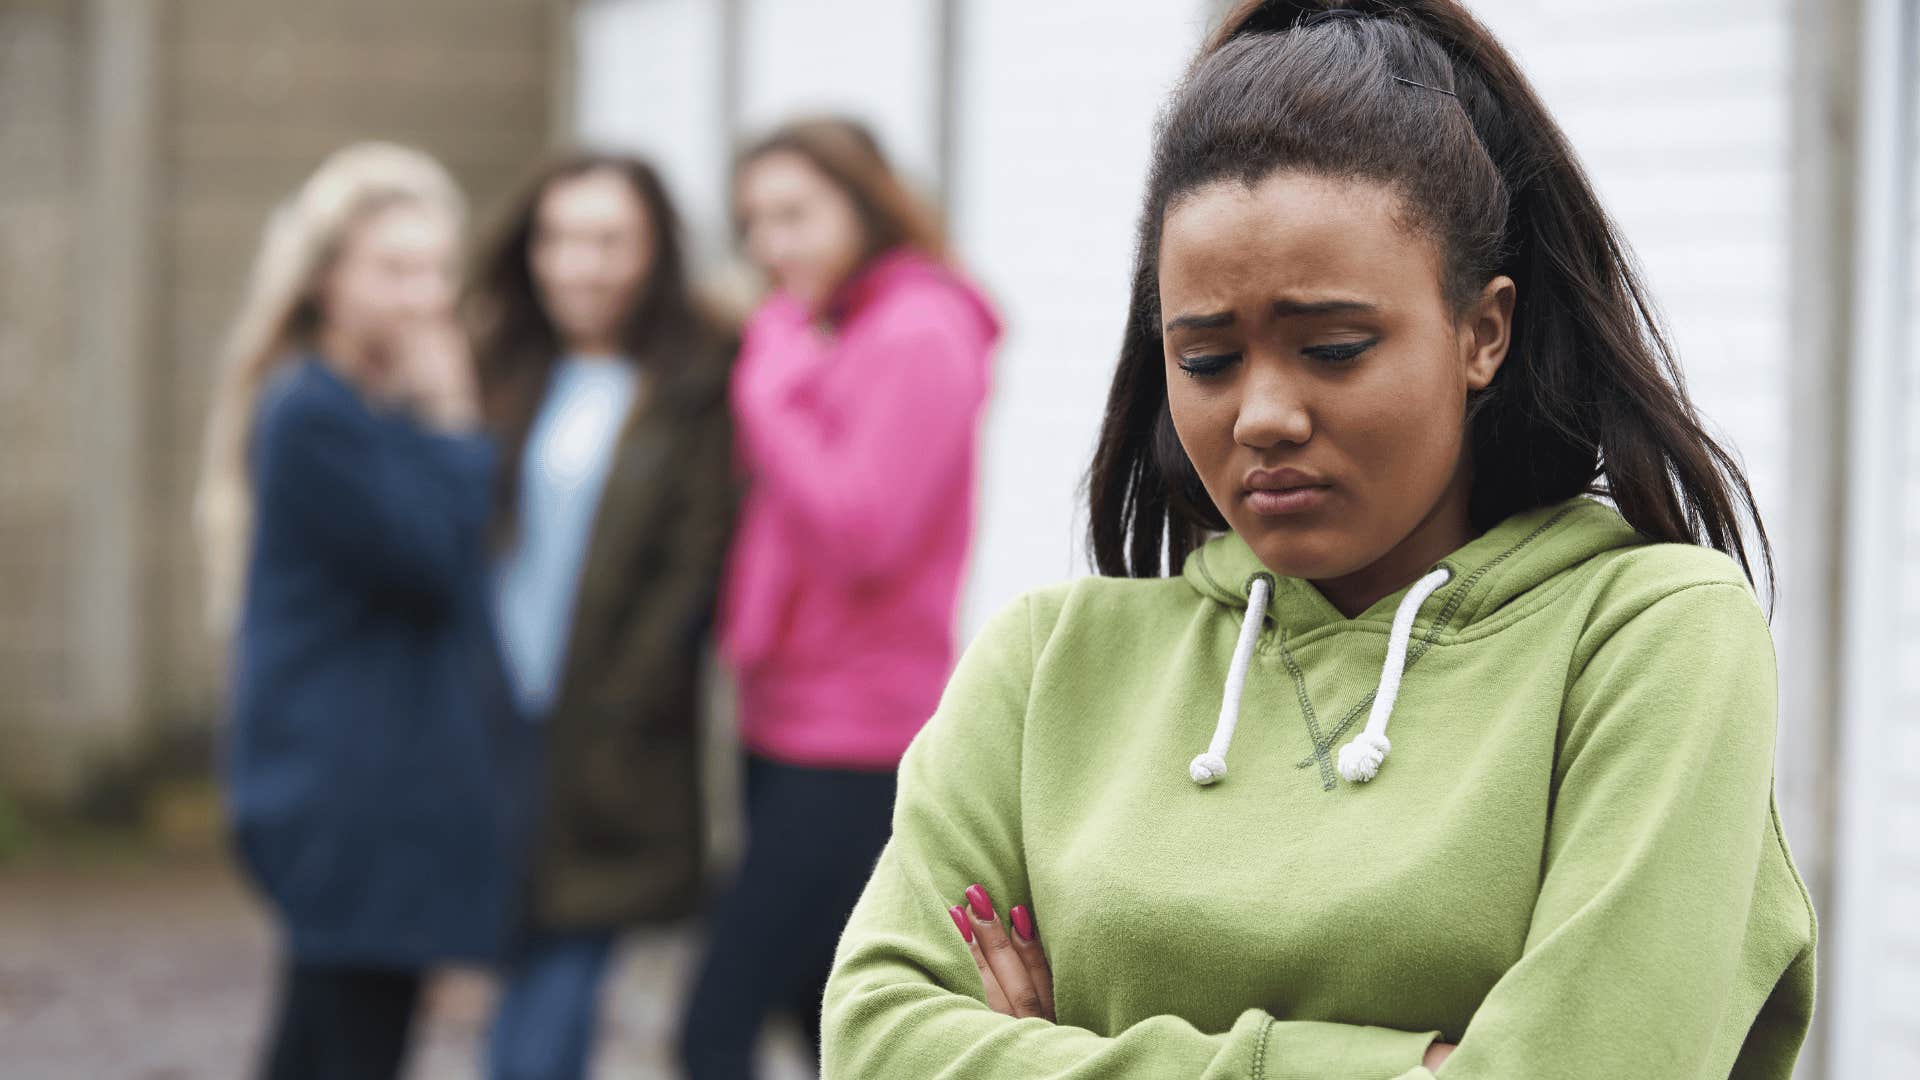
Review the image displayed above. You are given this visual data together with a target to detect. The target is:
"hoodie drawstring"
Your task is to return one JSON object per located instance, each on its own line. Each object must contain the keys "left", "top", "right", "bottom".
{"left": 1335, "top": 566, "right": 1453, "bottom": 783}
{"left": 1188, "top": 565, "right": 1454, "bottom": 788}
{"left": 1188, "top": 575, "right": 1273, "bottom": 786}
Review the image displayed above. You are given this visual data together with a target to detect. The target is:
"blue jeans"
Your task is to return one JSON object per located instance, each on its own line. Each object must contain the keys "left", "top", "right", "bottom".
{"left": 488, "top": 930, "right": 618, "bottom": 1080}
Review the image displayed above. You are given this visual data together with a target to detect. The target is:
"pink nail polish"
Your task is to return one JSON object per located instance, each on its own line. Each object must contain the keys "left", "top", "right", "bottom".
{"left": 966, "top": 884, "right": 995, "bottom": 921}
{"left": 1011, "top": 904, "right": 1036, "bottom": 941}
{"left": 948, "top": 904, "right": 974, "bottom": 943}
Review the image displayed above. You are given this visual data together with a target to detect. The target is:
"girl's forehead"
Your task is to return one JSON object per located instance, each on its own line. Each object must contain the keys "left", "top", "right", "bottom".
{"left": 540, "top": 172, "right": 643, "bottom": 223}
{"left": 1158, "top": 175, "right": 1436, "bottom": 313}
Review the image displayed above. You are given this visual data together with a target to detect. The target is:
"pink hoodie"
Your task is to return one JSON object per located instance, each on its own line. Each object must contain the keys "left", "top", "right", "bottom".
{"left": 719, "top": 249, "right": 1001, "bottom": 770}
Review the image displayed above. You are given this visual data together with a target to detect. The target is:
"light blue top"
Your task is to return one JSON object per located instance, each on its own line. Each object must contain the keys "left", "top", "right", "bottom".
{"left": 494, "top": 356, "right": 640, "bottom": 719}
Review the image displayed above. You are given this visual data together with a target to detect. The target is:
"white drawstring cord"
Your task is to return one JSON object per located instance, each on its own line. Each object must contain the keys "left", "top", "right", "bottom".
{"left": 1336, "top": 566, "right": 1453, "bottom": 783}
{"left": 1189, "top": 575, "right": 1273, "bottom": 786}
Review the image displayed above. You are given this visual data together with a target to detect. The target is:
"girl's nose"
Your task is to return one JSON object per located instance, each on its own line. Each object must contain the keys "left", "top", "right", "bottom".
{"left": 1233, "top": 359, "right": 1313, "bottom": 449}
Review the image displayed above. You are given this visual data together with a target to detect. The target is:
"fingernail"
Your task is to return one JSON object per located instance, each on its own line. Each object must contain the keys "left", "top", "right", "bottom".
{"left": 1011, "top": 904, "right": 1036, "bottom": 942}
{"left": 948, "top": 904, "right": 973, "bottom": 943}
{"left": 966, "top": 884, "right": 995, "bottom": 921}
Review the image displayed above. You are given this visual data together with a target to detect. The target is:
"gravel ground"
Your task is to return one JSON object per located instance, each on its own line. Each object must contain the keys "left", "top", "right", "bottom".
{"left": 0, "top": 852, "right": 813, "bottom": 1080}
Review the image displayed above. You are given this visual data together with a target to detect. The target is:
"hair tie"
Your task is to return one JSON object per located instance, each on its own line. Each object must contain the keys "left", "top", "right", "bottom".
{"left": 1391, "top": 74, "right": 1460, "bottom": 99}
{"left": 1294, "top": 9, "right": 1459, "bottom": 101}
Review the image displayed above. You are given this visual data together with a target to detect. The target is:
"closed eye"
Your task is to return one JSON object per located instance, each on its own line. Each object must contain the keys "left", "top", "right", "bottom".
{"left": 1302, "top": 339, "right": 1377, "bottom": 365}
{"left": 1176, "top": 353, "right": 1241, "bottom": 378}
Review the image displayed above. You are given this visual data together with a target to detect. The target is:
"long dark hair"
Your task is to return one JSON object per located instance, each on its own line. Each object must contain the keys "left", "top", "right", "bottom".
{"left": 467, "top": 151, "right": 728, "bottom": 533}
{"left": 1087, "top": 0, "right": 1772, "bottom": 596}
{"left": 733, "top": 116, "right": 948, "bottom": 266}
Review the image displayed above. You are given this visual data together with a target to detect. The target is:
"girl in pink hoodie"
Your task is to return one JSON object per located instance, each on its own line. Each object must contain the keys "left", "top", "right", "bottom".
{"left": 678, "top": 118, "right": 1000, "bottom": 1079}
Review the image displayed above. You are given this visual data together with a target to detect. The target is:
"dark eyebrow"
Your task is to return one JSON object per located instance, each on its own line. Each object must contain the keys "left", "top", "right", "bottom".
{"left": 1272, "top": 298, "right": 1377, "bottom": 317}
{"left": 1162, "top": 311, "right": 1236, "bottom": 333}
{"left": 1164, "top": 299, "right": 1378, "bottom": 333}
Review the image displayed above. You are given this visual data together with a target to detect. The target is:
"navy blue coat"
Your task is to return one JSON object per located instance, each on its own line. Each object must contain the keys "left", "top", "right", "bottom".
{"left": 226, "top": 358, "right": 522, "bottom": 967}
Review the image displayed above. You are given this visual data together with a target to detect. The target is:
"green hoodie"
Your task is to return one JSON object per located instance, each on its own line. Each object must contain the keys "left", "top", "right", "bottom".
{"left": 822, "top": 498, "right": 1815, "bottom": 1079}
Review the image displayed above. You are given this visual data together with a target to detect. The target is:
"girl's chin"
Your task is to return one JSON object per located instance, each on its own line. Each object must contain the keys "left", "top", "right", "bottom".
{"left": 1235, "top": 523, "right": 1374, "bottom": 583}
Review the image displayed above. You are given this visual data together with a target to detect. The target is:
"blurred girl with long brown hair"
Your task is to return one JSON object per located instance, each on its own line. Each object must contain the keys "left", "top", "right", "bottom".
{"left": 677, "top": 117, "right": 1001, "bottom": 1079}
{"left": 466, "top": 151, "right": 737, "bottom": 1080}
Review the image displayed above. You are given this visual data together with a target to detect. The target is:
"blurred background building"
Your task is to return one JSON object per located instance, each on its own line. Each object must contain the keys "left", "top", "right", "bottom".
{"left": 0, "top": 0, "right": 566, "bottom": 803}
{"left": 1, "top": 0, "right": 1915, "bottom": 1076}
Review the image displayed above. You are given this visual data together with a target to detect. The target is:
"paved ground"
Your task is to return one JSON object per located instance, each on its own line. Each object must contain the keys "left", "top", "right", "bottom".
{"left": 0, "top": 852, "right": 813, "bottom": 1080}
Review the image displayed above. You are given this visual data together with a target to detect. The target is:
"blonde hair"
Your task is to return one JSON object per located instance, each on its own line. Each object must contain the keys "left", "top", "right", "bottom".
{"left": 195, "top": 142, "right": 466, "bottom": 634}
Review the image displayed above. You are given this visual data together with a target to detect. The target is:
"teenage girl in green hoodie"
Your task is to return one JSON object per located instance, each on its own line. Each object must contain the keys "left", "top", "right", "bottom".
{"left": 822, "top": 2, "right": 1818, "bottom": 1077}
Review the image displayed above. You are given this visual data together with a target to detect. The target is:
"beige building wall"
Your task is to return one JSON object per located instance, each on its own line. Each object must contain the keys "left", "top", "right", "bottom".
{"left": 1, "top": 0, "right": 94, "bottom": 803}
{"left": 0, "top": 0, "right": 566, "bottom": 808}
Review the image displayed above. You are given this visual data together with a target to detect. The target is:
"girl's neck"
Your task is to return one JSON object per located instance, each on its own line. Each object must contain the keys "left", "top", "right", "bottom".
{"left": 564, "top": 334, "right": 625, "bottom": 361}
{"left": 1310, "top": 469, "right": 1476, "bottom": 619}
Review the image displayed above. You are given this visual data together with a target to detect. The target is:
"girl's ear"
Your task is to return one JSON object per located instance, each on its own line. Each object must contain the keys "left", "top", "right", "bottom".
{"left": 1462, "top": 275, "right": 1516, "bottom": 391}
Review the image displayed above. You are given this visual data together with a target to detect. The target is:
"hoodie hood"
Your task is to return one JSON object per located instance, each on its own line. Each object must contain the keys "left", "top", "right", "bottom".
{"left": 1183, "top": 497, "right": 1644, "bottom": 638}
{"left": 1178, "top": 497, "right": 1646, "bottom": 786}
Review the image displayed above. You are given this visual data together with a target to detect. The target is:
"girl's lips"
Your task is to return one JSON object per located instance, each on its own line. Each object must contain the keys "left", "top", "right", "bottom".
{"left": 1244, "top": 485, "right": 1331, "bottom": 516}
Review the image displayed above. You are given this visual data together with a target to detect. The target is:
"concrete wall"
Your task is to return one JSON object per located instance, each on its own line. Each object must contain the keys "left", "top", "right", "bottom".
{"left": 0, "top": 0, "right": 90, "bottom": 798}
{"left": 0, "top": 0, "right": 564, "bottom": 807}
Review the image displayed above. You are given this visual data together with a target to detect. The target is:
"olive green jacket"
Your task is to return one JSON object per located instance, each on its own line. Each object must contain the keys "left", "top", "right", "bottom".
{"left": 523, "top": 344, "right": 738, "bottom": 931}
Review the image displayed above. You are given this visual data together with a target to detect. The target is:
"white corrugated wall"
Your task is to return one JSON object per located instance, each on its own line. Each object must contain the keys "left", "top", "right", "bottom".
{"left": 1832, "top": 0, "right": 1919, "bottom": 1074}
{"left": 948, "top": 1, "right": 1211, "bottom": 618}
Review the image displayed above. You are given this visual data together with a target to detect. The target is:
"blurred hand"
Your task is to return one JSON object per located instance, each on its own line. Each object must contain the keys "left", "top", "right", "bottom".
{"left": 1425, "top": 1040, "right": 1456, "bottom": 1070}
{"left": 389, "top": 318, "right": 479, "bottom": 432}
{"left": 950, "top": 884, "right": 1054, "bottom": 1022}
